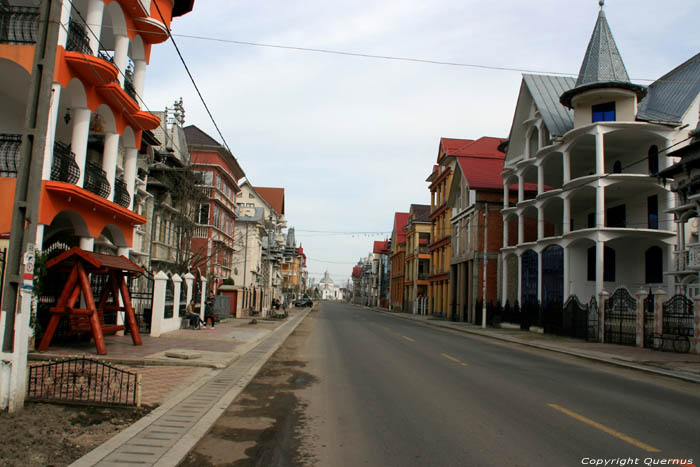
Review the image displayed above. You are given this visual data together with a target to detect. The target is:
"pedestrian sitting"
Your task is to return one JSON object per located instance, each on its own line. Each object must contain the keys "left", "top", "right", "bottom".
{"left": 186, "top": 299, "right": 205, "bottom": 329}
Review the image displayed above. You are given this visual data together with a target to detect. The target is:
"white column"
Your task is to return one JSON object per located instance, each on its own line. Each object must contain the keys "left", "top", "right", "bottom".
{"left": 123, "top": 147, "right": 138, "bottom": 209}
{"left": 562, "top": 150, "right": 571, "bottom": 184}
{"left": 71, "top": 108, "right": 91, "bottom": 187}
{"left": 518, "top": 214, "right": 524, "bottom": 244}
{"left": 102, "top": 132, "right": 119, "bottom": 201}
{"left": 595, "top": 128, "right": 605, "bottom": 175}
{"left": 596, "top": 184, "right": 605, "bottom": 228}
{"left": 596, "top": 240, "right": 604, "bottom": 296}
{"left": 184, "top": 272, "right": 195, "bottom": 305}
{"left": 150, "top": 271, "right": 168, "bottom": 337}
{"left": 85, "top": 0, "right": 105, "bottom": 56}
{"left": 563, "top": 197, "right": 571, "bottom": 234}
{"left": 34, "top": 225, "right": 44, "bottom": 249}
{"left": 664, "top": 191, "right": 675, "bottom": 231}
{"left": 662, "top": 137, "right": 674, "bottom": 171}
{"left": 56, "top": 0, "right": 72, "bottom": 48}
{"left": 113, "top": 34, "right": 130, "bottom": 86}
{"left": 42, "top": 84, "right": 62, "bottom": 180}
{"left": 537, "top": 206, "right": 544, "bottom": 240}
{"left": 518, "top": 174, "right": 524, "bottom": 203}
{"left": 503, "top": 216, "right": 509, "bottom": 248}
{"left": 537, "top": 165, "right": 544, "bottom": 196}
{"left": 503, "top": 183, "right": 509, "bottom": 208}
{"left": 172, "top": 274, "right": 182, "bottom": 318}
{"left": 132, "top": 59, "right": 147, "bottom": 100}
{"left": 563, "top": 245, "right": 570, "bottom": 299}
{"left": 200, "top": 278, "right": 207, "bottom": 321}
{"left": 79, "top": 237, "right": 94, "bottom": 252}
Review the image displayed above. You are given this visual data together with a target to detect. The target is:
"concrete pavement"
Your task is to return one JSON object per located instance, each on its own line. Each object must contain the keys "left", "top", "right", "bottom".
{"left": 369, "top": 306, "right": 700, "bottom": 384}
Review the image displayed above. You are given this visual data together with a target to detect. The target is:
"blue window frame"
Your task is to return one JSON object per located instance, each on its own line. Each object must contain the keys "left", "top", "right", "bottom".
{"left": 592, "top": 102, "right": 616, "bottom": 122}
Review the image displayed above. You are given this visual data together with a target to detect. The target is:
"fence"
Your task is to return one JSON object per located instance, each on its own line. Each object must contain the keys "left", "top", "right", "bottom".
{"left": 27, "top": 357, "right": 141, "bottom": 407}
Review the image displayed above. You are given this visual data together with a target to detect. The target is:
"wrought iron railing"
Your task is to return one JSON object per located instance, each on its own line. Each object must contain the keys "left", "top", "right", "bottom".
{"left": 27, "top": 357, "right": 141, "bottom": 407}
{"left": 84, "top": 160, "right": 111, "bottom": 198}
{"left": 51, "top": 141, "right": 80, "bottom": 184}
{"left": 114, "top": 176, "right": 131, "bottom": 208}
{"left": 65, "top": 20, "right": 93, "bottom": 55}
{"left": 0, "top": 6, "right": 39, "bottom": 44}
{"left": 0, "top": 133, "right": 21, "bottom": 177}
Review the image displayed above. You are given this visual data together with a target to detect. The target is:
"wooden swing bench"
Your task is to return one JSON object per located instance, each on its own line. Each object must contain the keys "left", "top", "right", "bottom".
{"left": 37, "top": 247, "right": 144, "bottom": 355}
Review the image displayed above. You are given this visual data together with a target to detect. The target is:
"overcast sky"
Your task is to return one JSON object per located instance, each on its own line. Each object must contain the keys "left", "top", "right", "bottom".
{"left": 144, "top": 0, "right": 700, "bottom": 286}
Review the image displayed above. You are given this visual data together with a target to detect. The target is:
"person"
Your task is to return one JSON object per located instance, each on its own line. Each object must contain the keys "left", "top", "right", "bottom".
{"left": 186, "top": 299, "right": 205, "bottom": 329}
{"left": 204, "top": 291, "right": 216, "bottom": 329}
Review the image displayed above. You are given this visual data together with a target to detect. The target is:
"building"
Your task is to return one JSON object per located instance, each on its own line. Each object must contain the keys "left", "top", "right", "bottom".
{"left": 427, "top": 138, "right": 475, "bottom": 317}
{"left": 351, "top": 265, "right": 362, "bottom": 303}
{"left": 402, "top": 204, "right": 431, "bottom": 315}
{"left": 500, "top": 4, "right": 688, "bottom": 317}
{"left": 446, "top": 137, "right": 508, "bottom": 322}
{"left": 389, "top": 212, "right": 409, "bottom": 310}
{"left": 371, "top": 239, "right": 391, "bottom": 307}
{"left": 184, "top": 125, "right": 244, "bottom": 291}
{"left": 317, "top": 271, "right": 340, "bottom": 300}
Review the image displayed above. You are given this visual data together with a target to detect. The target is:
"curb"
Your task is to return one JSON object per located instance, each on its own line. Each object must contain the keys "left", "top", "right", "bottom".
{"left": 369, "top": 307, "right": 700, "bottom": 384}
{"left": 69, "top": 309, "right": 311, "bottom": 467}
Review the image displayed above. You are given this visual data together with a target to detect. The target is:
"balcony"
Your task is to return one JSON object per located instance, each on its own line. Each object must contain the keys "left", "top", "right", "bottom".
{"left": 0, "top": 6, "right": 39, "bottom": 44}
{"left": 84, "top": 161, "right": 111, "bottom": 199}
{"left": 114, "top": 176, "right": 130, "bottom": 208}
{"left": 66, "top": 20, "right": 92, "bottom": 55}
{"left": 0, "top": 134, "right": 21, "bottom": 177}
{"left": 50, "top": 141, "right": 80, "bottom": 184}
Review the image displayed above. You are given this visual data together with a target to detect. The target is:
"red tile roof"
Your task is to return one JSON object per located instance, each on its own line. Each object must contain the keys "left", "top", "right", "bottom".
{"left": 373, "top": 240, "right": 390, "bottom": 254}
{"left": 394, "top": 212, "right": 410, "bottom": 245}
{"left": 352, "top": 266, "right": 362, "bottom": 278}
{"left": 254, "top": 186, "right": 285, "bottom": 216}
{"left": 452, "top": 137, "right": 508, "bottom": 190}
{"left": 440, "top": 138, "right": 474, "bottom": 158}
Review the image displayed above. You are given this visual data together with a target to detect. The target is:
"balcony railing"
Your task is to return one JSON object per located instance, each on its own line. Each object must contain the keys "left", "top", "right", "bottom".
{"left": 0, "top": 6, "right": 39, "bottom": 44}
{"left": 114, "top": 176, "right": 130, "bottom": 208}
{"left": 84, "top": 161, "right": 111, "bottom": 199}
{"left": 0, "top": 134, "right": 21, "bottom": 177}
{"left": 51, "top": 141, "right": 80, "bottom": 184}
{"left": 66, "top": 20, "right": 93, "bottom": 55}
{"left": 124, "top": 61, "right": 137, "bottom": 101}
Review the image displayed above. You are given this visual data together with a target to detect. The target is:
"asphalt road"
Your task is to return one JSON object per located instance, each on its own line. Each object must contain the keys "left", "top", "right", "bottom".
{"left": 298, "top": 301, "right": 700, "bottom": 467}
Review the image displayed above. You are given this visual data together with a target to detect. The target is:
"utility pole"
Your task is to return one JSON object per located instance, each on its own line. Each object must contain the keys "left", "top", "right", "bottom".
{"left": 481, "top": 204, "right": 488, "bottom": 329}
{"left": 0, "top": 0, "right": 61, "bottom": 411}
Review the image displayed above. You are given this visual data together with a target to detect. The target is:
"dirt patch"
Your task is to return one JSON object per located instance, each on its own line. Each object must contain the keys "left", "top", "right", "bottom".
{"left": 180, "top": 312, "right": 317, "bottom": 466}
{"left": 0, "top": 403, "right": 150, "bottom": 467}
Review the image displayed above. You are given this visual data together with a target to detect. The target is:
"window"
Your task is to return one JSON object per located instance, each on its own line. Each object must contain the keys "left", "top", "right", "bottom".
{"left": 587, "top": 246, "right": 615, "bottom": 282}
{"left": 648, "top": 145, "right": 659, "bottom": 175}
{"left": 202, "top": 171, "right": 213, "bottom": 185}
{"left": 592, "top": 102, "right": 615, "bottom": 122}
{"left": 606, "top": 204, "right": 626, "bottom": 228}
{"left": 216, "top": 176, "right": 222, "bottom": 190}
{"left": 249, "top": 193, "right": 254, "bottom": 199}
{"left": 237, "top": 192, "right": 242, "bottom": 198}
{"left": 645, "top": 246, "right": 663, "bottom": 283}
{"left": 198, "top": 204, "right": 209, "bottom": 224}
{"left": 648, "top": 195, "right": 658, "bottom": 229}
{"left": 528, "top": 127, "right": 539, "bottom": 157}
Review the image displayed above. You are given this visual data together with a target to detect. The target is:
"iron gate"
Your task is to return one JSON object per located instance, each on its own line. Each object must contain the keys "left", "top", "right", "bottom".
{"left": 604, "top": 288, "right": 637, "bottom": 346}
{"left": 662, "top": 294, "right": 693, "bottom": 337}
{"left": 129, "top": 273, "right": 153, "bottom": 332}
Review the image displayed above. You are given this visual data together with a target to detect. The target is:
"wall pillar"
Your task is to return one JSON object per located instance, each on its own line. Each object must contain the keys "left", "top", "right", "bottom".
{"left": 200, "top": 277, "right": 207, "bottom": 321}
{"left": 537, "top": 165, "right": 544, "bottom": 196}
{"left": 562, "top": 150, "right": 571, "bottom": 184}
{"left": 123, "top": 147, "right": 138, "bottom": 209}
{"left": 79, "top": 237, "right": 94, "bottom": 252}
{"left": 563, "top": 197, "right": 571, "bottom": 234}
{"left": 518, "top": 174, "right": 524, "bottom": 203}
{"left": 56, "top": 0, "right": 71, "bottom": 47}
{"left": 150, "top": 271, "right": 168, "bottom": 337}
{"left": 537, "top": 206, "right": 544, "bottom": 240}
{"left": 85, "top": 0, "right": 105, "bottom": 55}
{"left": 184, "top": 272, "right": 195, "bottom": 306}
{"left": 114, "top": 34, "right": 130, "bottom": 86}
{"left": 132, "top": 59, "right": 147, "bottom": 98}
{"left": 501, "top": 255, "right": 508, "bottom": 305}
{"left": 596, "top": 184, "right": 605, "bottom": 228}
{"left": 172, "top": 274, "right": 182, "bottom": 319}
{"left": 595, "top": 128, "right": 605, "bottom": 175}
{"left": 518, "top": 214, "right": 524, "bottom": 244}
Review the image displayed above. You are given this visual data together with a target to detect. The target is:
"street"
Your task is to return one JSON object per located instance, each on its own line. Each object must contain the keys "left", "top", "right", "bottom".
{"left": 185, "top": 301, "right": 700, "bottom": 466}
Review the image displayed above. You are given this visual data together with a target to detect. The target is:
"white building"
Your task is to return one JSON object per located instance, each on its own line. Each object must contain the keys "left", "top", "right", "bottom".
{"left": 318, "top": 271, "right": 341, "bottom": 300}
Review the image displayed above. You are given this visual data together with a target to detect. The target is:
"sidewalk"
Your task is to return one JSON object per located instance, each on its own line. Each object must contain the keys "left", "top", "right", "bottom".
{"left": 29, "top": 312, "right": 298, "bottom": 406}
{"left": 373, "top": 308, "right": 700, "bottom": 384}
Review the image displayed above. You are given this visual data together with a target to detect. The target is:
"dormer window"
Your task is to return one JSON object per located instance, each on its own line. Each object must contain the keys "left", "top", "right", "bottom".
{"left": 592, "top": 102, "right": 615, "bottom": 122}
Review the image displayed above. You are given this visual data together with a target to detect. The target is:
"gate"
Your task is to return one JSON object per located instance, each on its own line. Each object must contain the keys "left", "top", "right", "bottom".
{"left": 604, "top": 287, "right": 637, "bottom": 346}
{"left": 129, "top": 273, "right": 153, "bottom": 332}
{"left": 662, "top": 294, "right": 693, "bottom": 337}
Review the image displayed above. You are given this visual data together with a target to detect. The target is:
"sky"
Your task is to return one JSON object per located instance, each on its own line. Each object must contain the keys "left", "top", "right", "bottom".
{"left": 144, "top": 0, "right": 700, "bottom": 286}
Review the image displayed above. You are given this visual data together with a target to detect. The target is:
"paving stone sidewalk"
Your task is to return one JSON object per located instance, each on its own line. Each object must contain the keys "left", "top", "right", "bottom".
{"left": 27, "top": 312, "right": 298, "bottom": 406}
{"left": 374, "top": 308, "right": 700, "bottom": 383}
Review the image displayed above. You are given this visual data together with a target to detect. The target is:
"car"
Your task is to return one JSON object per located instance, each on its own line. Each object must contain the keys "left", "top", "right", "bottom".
{"left": 294, "top": 298, "right": 313, "bottom": 307}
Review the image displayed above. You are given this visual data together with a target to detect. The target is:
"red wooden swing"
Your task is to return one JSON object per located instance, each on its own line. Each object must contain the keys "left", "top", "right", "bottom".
{"left": 37, "top": 247, "right": 144, "bottom": 355}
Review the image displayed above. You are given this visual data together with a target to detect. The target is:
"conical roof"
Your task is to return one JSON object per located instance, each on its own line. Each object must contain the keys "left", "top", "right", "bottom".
{"left": 560, "top": 2, "right": 646, "bottom": 108}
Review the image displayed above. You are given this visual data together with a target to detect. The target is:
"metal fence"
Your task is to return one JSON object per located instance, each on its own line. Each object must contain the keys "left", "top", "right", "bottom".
{"left": 604, "top": 288, "right": 637, "bottom": 346}
{"left": 27, "top": 357, "right": 141, "bottom": 407}
{"left": 662, "top": 294, "right": 693, "bottom": 337}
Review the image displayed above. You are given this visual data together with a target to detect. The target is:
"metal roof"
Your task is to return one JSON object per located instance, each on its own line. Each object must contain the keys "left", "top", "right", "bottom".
{"left": 638, "top": 53, "right": 700, "bottom": 124}
{"left": 523, "top": 74, "right": 575, "bottom": 137}
{"left": 575, "top": 8, "right": 630, "bottom": 88}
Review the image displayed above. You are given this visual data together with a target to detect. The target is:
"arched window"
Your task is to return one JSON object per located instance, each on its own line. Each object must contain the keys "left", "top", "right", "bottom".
{"left": 648, "top": 145, "right": 659, "bottom": 175}
{"left": 528, "top": 127, "right": 539, "bottom": 158}
{"left": 613, "top": 160, "right": 622, "bottom": 173}
{"left": 645, "top": 246, "right": 663, "bottom": 283}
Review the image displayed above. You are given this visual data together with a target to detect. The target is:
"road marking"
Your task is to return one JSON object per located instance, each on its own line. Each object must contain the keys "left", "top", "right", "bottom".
{"left": 548, "top": 404, "right": 661, "bottom": 453}
{"left": 441, "top": 353, "right": 461, "bottom": 363}
{"left": 402, "top": 336, "right": 415, "bottom": 342}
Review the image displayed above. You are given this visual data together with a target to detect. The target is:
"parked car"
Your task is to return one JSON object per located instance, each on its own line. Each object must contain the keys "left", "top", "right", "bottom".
{"left": 294, "top": 298, "right": 313, "bottom": 307}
